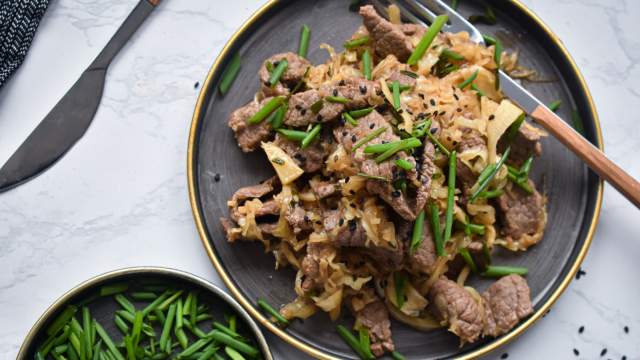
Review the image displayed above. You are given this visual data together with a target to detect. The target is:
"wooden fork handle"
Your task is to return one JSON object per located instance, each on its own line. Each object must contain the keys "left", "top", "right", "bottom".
{"left": 532, "top": 105, "right": 640, "bottom": 209}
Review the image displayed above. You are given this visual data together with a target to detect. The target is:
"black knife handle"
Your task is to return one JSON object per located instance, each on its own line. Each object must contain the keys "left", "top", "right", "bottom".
{"left": 89, "top": 0, "right": 159, "bottom": 70}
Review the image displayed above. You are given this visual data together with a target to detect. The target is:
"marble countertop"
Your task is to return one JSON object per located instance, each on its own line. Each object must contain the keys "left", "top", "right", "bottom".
{"left": 1, "top": 0, "right": 638, "bottom": 359}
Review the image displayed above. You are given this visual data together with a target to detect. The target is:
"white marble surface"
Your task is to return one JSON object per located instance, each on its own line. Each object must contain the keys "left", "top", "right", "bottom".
{"left": 0, "top": 0, "right": 638, "bottom": 359}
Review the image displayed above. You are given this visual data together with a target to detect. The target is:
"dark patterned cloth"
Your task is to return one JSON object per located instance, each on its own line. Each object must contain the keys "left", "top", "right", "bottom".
{"left": 0, "top": 0, "right": 49, "bottom": 88}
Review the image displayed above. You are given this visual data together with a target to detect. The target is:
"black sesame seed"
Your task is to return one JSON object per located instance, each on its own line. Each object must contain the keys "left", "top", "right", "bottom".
{"left": 333, "top": 89, "right": 338, "bottom": 96}
{"left": 576, "top": 268, "right": 587, "bottom": 280}
{"left": 601, "top": 348, "right": 607, "bottom": 356}
{"left": 407, "top": 110, "right": 413, "bottom": 115}
{"left": 342, "top": 131, "right": 348, "bottom": 137}
{"left": 349, "top": 190, "right": 356, "bottom": 195}
{"left": 579, "top": 326, "right": 584, "bottom": 334}
{"left": 345, "top": 176, "right": 350, "bottom": 183}
{"left": 214, "top": 173, "right": 221, "bottom": 182}
{"left": 439, "top": 111, "right": 446, "bottom": 116}
{"left": 622, "top": 356, "right": 627, "bottom": 360}
{"left": 501, "top": 353, "right": 509, "bottom": 359}
{"left": 295, "top": 104, "right": 303, "bottom": 110}
{"left": 453, "top": 93, "right": 459, "bottom": 100}
{"left": 573, "top": 349, "right": 579, "bottom": 356}
{"left": 348, "top": 219, "right": 357, "bottom": 231}
{"left": 489, "top": 114, "right": 495, "bottom": 120}
{"left": 339, "top": 218, "right": 344, "bottom": 226}
{"left": 359, "top": 85, "right": 367, "bottom": 94}
{"left": 300, "top": 109, "right": 307, "bottom": 115}
{"left": 392, "top": 190, "right": 401, "bottom": 197}
{"left": 303, "top": 215, "right": 310, "bottom": 222}
{"left": 351, "top": 135, "right": 357, "bottom": 142}
{"left": 369, "top": 123, "right": 375, "bottom": 129}
{"left": 624, "top": 326, "right": 629, "bottom": 333}
{"left": 338, "top": 117, "right": 346, "bottom": 126}
{"left": 430, "top": 99, "right": 436, "bottom": 106}
{"left": 433, "top": 110, "right": 439, "bottom": 117}
{"left": 339, "top": 80, "right": 346, "bottom": 86}
{"left": 457, "top": 108, "right": 462, "bottom": 112}
{"left": 423, "top": 102, "right": 429, "bottom": 108}
{"left": 430, "top": 128, "right": 438, "bottom": 134}
{"left": 194, "top": 81, "right": 200, "bottom": 89}
{"left": 316, "top": 114, "right": 323, "bottom": 122}
{"left": 315, "top": 220, "right": 322, "bottom": 225}
{"left": 376, "top": 89, "right": 383, "bottom": 96}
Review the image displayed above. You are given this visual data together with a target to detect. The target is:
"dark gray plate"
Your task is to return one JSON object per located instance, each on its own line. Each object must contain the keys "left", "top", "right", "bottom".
{"left": 188, "top": 1, "right": 603, "bottom": 359}
{"left": 18, "top": 268, "right": 273, "bottom": 360}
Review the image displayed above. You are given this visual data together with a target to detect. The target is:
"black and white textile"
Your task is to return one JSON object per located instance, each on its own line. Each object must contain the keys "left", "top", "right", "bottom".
{"left": 0, "top": 0, "right": 49, "bottom": 88}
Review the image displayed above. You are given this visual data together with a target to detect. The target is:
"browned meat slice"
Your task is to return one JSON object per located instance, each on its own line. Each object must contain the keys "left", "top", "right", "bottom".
{"left": 456, "top": 160, "right": 476, "bottom": 205}
{"left": 273, "top": 133, "right": 329, "bottom": 173}
{"left": 285, "top": 202, "right": 314, "bottom": 234}
{"left": 398, "top": 219, "right": 437, "bottom": 275}
{"left": 220, "top": 217, "right": 242, "bottom": 242}
{"left": 354, "top": 298, "right": 395, "bottom": 356}
{"left": 309, "top": 178, "right": 339, "bottom": 199}
{"left": 335, "top": 218, "right": 367, "bottom": 247}
{"left": 228, "top": 98, "right": 274, "bottom": 152}
{"left": 496, "top": 180, "right": 545, "bottom": 241}
{"left": 258, "top": 52, "right": 311, "bottom": 96}
{"left": 230, "top": 198, "right": 279, "bottom": 222}
{"left": 335, "top": 110, "right": 429, "bottom": 221}
{"left": 482, "top": 274, "right": 533, "bottom": 337}
{"left": 457, "top": 128, "right": 486, "bottom": 154}
{"left": 300, "top": 242, "right": 334, "bottom": 292}
{"left": 498, "top": 123, "right": 542, "bottom": 167}
{"left": 399, "top": 23, "right": 425, "bottom": 37}
{"left": 428, "top": 277, "right": 484, "bottom": 344}
{"left": 230, "top": 176, "right": 279, "bottom": 204}
{"left": 360, "top": 5, "right": 414, "bottom": 62}
{"left": 388, "top": 70, "right": 416, "bottom": 88}
{"left": 285, "top": 79, "right": 382, "bottom": 127}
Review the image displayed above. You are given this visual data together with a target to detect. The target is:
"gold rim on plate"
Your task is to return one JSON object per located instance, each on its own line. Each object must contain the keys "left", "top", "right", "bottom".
{"left": 187, "top": 1, "right": 604, "bottom": 358}
{"left": 16, "top": 267, "right": 274, "bottom": 360}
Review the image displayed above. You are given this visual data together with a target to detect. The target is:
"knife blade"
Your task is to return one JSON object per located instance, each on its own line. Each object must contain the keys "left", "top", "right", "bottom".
{"left": 0, "top": 0, "right": 161, "bottom": 193}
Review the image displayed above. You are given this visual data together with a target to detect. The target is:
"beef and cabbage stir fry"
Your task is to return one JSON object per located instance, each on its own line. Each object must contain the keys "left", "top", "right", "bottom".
{"left": 220, "top": 5, "right": 546, "bottom": 357}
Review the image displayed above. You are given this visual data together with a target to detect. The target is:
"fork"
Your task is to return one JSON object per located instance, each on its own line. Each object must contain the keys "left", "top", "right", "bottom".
{"left": 371, "top": 0, "right": 640, "bottom": 209}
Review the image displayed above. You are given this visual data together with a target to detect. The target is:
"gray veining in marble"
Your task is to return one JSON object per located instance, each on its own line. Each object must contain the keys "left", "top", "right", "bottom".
{"left": 0, "top": 0, "right": 638, "bottom": 359}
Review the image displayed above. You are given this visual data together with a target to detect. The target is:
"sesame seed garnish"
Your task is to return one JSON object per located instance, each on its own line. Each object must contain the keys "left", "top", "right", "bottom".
{"left": 214, "top": 173, "right": 221, "bottom": 182}
{"left": 600, "top": 348, "right": 607, "bottom": 357}
{"left": 430, "top": 99, "right": 436, "bottom": 106}
{"left": 500, "top": 353, "right": 508, "bottom": 359}
{"left": 573, "top": 349, "right": 579, "bottom": 356}
{"left": 579, "top": 326, "right": 584, "bottom": 334}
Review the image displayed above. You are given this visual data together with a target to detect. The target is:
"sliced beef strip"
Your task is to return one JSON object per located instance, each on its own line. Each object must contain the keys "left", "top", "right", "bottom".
{"left": 230, "top": 176, "right": 279, "bottom": 204}
{"left": 360, "top": 5, "right": 414, "bottom": 62}
{"left": 228, "top": 98, "right": 274, "bottom": 152}
{"left": 300, "top": 242, "right": 334, "bottom": 292}
{"left": 285, "top": 79, "right": 382, "bottom": 127}
{"left": 456, "top": 160, "right": 476, "bottom": 205}
{"left": 398, "top": 218, "right": 437, "bottom": 275}
{"left": 285, "top": 202, "right": 315, "bottom": 234}
{"left": 428, "top": 277, "right": 484, "bottom": 344}
{"left": 220, "top": 217, "right": 242, "bottom": 242}
{"left": 230, "top": 198, "right": 280, "bottom": 223}
{"left": 354, "top": 298, "right": 395, "bottom": 356}
{"left": 309, "top": 178, "right": 339, "bottom": 199}
{"left": 273, "top": 133, "right": 329, "bottom": 173}
{"left": 498, "top": 123, "right": 542, "bottom": 167}
{"left": 258, "top": 52, "right": 311, "bottom": 96}
{"left": 496, "top": 180, "right": 544, "bottom": 241}
{"left": 482, "top": 274, "right": 533, "bottom": 337}
{"left": 335, "top": 110, "right": 429, "bottom": 221}
{"left": 457, "top": 128, "right": 486, "bottom": 154}
{"left": 387, "top": 70, "right": 416, "bottom": 88}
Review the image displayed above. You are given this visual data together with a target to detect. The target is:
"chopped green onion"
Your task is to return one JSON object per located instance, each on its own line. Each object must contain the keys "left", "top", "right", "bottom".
{"left": 392, "top": 81, "right": 401, "bottom": 110}
{"left": 519, "top": 156, "right": 534, "bottom": 176}
{"left": 507, "top": 172, "right": 534, "bottom": 194}
{"left": 257, "top": 299, "right": 289, "bottom": 326}
{"left": 400, "top": 70, "right": 418, "bottom": 79}
{"left": 476, "top": 188, "right": 504, "bottom": 199}
{"left": 358, "top": 328, "right": 375, "bottom": 360}
{"left": 99, "top": 284, "right": 128, "bottom": 297}
{"left": 482, "top": 265, "right": 528, "bottom": 277}
{"left": 265, "top": 61, "right": 273, "bottom": 73}
{"left": 142, "top": 290, "right": 171, "bottom": 316}
{"left": 82, "top": 308, "right": 93, "bottom": 359}
{"left": 505, "top": 113, "right": 525, "bottom": 143}
{"left": 114, "top": 315, "right": 129, "bottom": 335}
{"left": 344, "top": 35, "right": 370, "bottom": 49}
{"left": 114, "top": 294, "right": 135, "bottom": 313}
{"left": 429, "top": 202, "right": 444, "bottom": 256}
{"left": 325, "top": 95, "right": 350, "bottom": 104}
{"left": 301, "top": 124, "right": 322, "bottom": 149}
{"left": 247, "top": 97, "right": 285, "bottom": 124}
{"left": 310, "top": 99, "right": 324, "bottom": 113}
{"left": 353, "top": 127, "right": 387, "bottom": 150}
{"left": 47, "top": 307, "right": 77, "bottom": 340}
{"left": 209, "top": 330, "right": 259, "bottom": 357}
{"left": 336, "top": 325, "right": 373, "bottom": 360}
{"left": 443, "top": 151, "right": 457, "bottom": 247}
{"left": 298, "top": 25, "right": 311, "bottom": 58}
{"left": 459, "top": 247, "right": 478, "bottom": 273}
{"left": 407, "top": 15, "right": 449, "bottom": 66}
{"left": 196, "top": 345, "right": 220, "bottom": 360}
{"left": 348, "top": 107, "right": 374, "bottom": 118}
{"left": 268, "top": 59, "right": 289, "bottom": 87}
{"left": 357, "top": 172, "right": 389, "bottom": 182}
{"left": 571, "top": 109, "right": 585, "bottom": 135}
{"left": 177, "top": 338, "right": 212, "bottom": 359}
{"left": 213, "top": 322, "right": 245, "bottom": 340}
{"left": 95, "top": 322, "right": 125, "bottom": 360}
{"left": 395, "top": 158, "right": 414, "bottom": 170}
{"left": 392, "top": 351, "right": 408, "bottom": 360}
{"left": 470, "top": 147, "right": 511, "bottom": 201}
{"left": 278, "top": 129, "right": 308, "bottom": 142}
{"left": 471, "top": 83, "right": 485, "bottom": 97}
{"left": 409, "top": 210, "right": 426, "bottom": 254}
{"left": 468, "top": 5, "right": 497, "bottom": 25}
{"left": 362, "top": 50, "right": 372, "bottom": 80}
{"left": 190, "top": 293, "right": 198, "bottom": 325}
{"left": 219, "top": 53, "right": 241, "bottom": 95}
{"left": 130, "top": 292, "right": 157, "bottom": 301}
{"left": 375, "top": 137, "right": 422, "bottom": 163}
{"left": 268, "top": 103, "right": 287, "bottom": 129}
{"left": 427, "top": 131, "right": 450, "bottom": 156}
{"left": 548, "top": 99, "right": 562, "bottom": 112}
{"left": 289, "top": 67, "right": 310, "bottom": 95}
{"left": 158, "top": 303, "right": 176, "bottom": 351}
{"left": 225, "top": 346, "right": 246, "bottom": 360}
{"left": 411, "top": 119, "right": 433, "bottom": 138}
{"left": 458, "top": 69, "right": 479, "bottom": 89}
{"left": 441, "top": 48, "right": 464, "bottom": 61}
{"left": 343, "top": 112, "right": 358, "bottom": 126}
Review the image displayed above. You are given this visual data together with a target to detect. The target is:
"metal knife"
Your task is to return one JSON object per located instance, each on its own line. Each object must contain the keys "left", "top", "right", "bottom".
{"left": 0, "top": 0, "right": 162, "bottom": 193}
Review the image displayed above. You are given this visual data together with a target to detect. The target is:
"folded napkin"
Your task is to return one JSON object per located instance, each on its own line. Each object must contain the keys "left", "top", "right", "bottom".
{"left": 0, "top": 0, "right": 49, "bottom": 88}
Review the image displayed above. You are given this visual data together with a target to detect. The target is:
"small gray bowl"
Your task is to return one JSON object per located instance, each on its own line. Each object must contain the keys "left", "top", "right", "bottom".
{"left": 17, "top": 266, "right": 273, "bottom": 359}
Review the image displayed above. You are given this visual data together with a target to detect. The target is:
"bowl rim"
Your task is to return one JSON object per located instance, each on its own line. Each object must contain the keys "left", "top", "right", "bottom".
{"left": 186, "top": 1, "right": 604, "bottom": 359}
{"left": 16, "top": 266, "right": 274, "bottom": 360}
